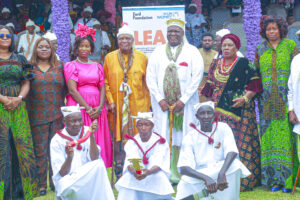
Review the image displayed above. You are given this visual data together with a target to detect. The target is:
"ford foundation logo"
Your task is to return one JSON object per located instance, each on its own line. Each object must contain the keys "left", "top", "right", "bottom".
{"left": 157, "top": 12, "right": 180, "bottom": 19}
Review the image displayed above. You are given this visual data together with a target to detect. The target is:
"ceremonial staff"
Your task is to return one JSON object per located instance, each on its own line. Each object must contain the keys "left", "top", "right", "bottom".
{"left": 169, "top": 106, "right": 174, "bottom": 156}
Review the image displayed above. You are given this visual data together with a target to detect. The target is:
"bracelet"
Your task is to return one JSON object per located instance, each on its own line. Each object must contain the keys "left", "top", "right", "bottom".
{"left": 86, "top": 107, "right": 93, "bottom": 114}
{"left": 242, "top": 95, "right": 250, "bottom": 104}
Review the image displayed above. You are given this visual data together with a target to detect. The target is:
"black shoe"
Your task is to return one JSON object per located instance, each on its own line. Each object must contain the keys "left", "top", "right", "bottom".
{"left": 40, "top": 190, "right": 47, "bottom": 196}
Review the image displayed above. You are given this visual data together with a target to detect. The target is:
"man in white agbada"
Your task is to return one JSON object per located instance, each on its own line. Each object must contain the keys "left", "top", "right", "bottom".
{"left": 74, "top": 6, "right": 96, "bottom": 30}
{"left": 115, "top": 112, "right": 174, "bottom": 200}
{"left": 89, "top": 20, "right": 111, "bottom": 64}
{"left": 146, "top": 18, "right": 204, "bottom": 183}
{"left": 17, "top": 19, "right": 41, "bottom": 60}
{"left": 176, "top": 101, "right": 251, "bottom": 200}
{"left": 214, "top": 28, "right": 244, "bottom": 59}
{"left": 50, "top": 106, "right": 114, "bottom": 200}
{"left": 288, "top": 29, "right": 300, "bottom": 135}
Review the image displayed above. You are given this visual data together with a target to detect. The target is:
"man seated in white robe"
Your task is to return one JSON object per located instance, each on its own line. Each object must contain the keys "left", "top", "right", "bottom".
{"left": 116, "top": 112, "right": 174, "bottom": 200}
{"left": 50, "top": 105, "right": 115, "bottom": 200}
{"left": 176, "top": 101, "right": 250, "bottom": 200}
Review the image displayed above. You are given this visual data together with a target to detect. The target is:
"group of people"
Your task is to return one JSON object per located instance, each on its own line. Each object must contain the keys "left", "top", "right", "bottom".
{"left": 0, "top": 6, "right": 300, "bottom": 200}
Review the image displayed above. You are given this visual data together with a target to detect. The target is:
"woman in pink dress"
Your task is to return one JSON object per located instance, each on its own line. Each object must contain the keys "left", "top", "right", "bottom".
{"left": 64, "top": 23, "right": 112, "bottom": 167}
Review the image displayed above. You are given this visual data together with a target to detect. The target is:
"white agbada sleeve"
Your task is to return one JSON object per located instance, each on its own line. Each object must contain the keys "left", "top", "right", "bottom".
{"left": 222, "top": 123, "right": 239, "bottom": 157}
{"left": 177, "top": 133, "right": 196, "bottom": 170}
{"left": 146, "top": 48, "right": 164, "bottom": 103}
{"left": 50, "top": 136, "right": 67, "bottom": 185}
{"left": 179, "top": 47, "right": 203, "bottom": 104}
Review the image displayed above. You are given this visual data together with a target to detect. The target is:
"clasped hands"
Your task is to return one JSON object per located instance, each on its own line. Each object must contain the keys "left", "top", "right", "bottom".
{"left": 159, "top": 99, "right": 184, "bottom": 112}
{"left": 204, "top": 172, "right": 228, "bottom": 194}
{"left": 86, "top": 106, "right": 102, "bottom": 119}
{"left": 2, "top": 96, "right": 22, "bottom": 111}
{"left": 128, "top": 165, "right": 150, "bottom": 181}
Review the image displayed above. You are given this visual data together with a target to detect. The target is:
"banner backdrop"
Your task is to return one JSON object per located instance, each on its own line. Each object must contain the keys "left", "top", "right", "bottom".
{"left": 122, "top": 5, "right": 185, "bottom": 57}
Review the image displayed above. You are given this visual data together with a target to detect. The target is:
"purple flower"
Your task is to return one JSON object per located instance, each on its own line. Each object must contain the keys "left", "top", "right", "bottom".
{"left": 51, "top": 0, "right": 71, "bottom": 62}
{"left": 243, "top": 0, "right": 262, "bottom": 123}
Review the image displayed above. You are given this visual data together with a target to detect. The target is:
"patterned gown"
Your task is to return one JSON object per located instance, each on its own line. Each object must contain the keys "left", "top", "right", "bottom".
{"left": 255, "top": 38, "right": 299, "bottom": 189}
{"left": 26, "top": 62, "right": 66, "bottom": 190}
{"left": 0, "top": 53, "right": 39, "bottom": 199}
{"left": 202, "top": 57, "right": 262, "bottom": 191}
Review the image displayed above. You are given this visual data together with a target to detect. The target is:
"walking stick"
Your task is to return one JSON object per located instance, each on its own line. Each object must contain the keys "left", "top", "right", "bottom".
{"left": 292, "top": 164, "right": 300, "bottom": 195}
{"left": 169, "top": 106, "right": 174, "bottom": 155}
{"left": 110, "top": 112, "right": 117, "bottom": 188}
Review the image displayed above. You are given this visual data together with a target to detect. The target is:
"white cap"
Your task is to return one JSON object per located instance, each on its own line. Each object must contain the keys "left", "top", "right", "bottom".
{"left": 216, "top": 28, "right": 231, "bottom": 37}
{"left": 61, "top": 105, "right": 84, "bottom": 117}
{"left": 2, "top": 7, "right": 10, "bottom": 13}
{"left": 189, "top": 3, "right": 197, "bottom": 8}
{"left": 83, "top": 6, "right": 93, "bottom": 13}
{"left": 194, "top": 101, "right": 215, "bottom": 112}
{"left": 43, "top": 31, "right": 57, "bottom": 41}
{"left": 296, "top": 29, "right": 300, "bottom": 35}
{"left": 26, "top": 19, "right": 35, "bottom": 27}
{"left": 132, "top": 112, "right": 154, "bottom": 124}
{"left": 93, "top": 20, "right": 101, "bottom": 26}
{"left": 16, "top": 4, "right": 23, "bottom": 8}
{"left": 6, "top": 23, "right": 14, "bottom": 29}
{"left": 117, "top": 23, "right": 134, "bottom": 38}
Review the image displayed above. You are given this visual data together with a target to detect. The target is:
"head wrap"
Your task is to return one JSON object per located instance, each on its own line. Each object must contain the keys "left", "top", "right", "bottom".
{"left": 221, "top": 33, "right": 241, "bottom": 50}
{"left": 216, "top": 28, "right": 231, "bottom": 37}
{"left": 132, "top": 112, "right": 154, "bottom": 124}
{"left": 2, "top": 7, "right": 10, "bottom": 14}
{"left": 61, "top": 105, "right": 84, "bottom": 117}
{"left": 43, "top": 31, "right": 57, "bottom": 41}
{"left": 296, "top": 29, "right": 300, "bottom": 35}
{"left": 6, "top": 23, "right": 14, "bottom": 29}
{"left": 74, "top": 23, "right": 96, "bottom": 41}
{"left": 117, "top": 22, "right": 134, "bottom": 38}
{"left": 166, "top": 18, "right": 185, "bottom": 29}
{"left": 194, "top": 101, "right": 215, "bottom": 113}
{"left": 83, "top": 6, "right": 93, "bottom": 13}
{"left": 189, "top": 3, "right": 197, "bottom": 8}
{"left": 93, "top": 20, "right": 101, "bottom": 26}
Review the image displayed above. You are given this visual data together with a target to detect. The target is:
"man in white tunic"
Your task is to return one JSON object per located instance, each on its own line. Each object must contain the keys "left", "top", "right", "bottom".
{"left": 74, "top": 6, "right": 96, "bottom": 30}
{"left": 176, "top": 102, "right": 251, "bottom": 200}
{"left": 146, "top": 18, "right": 204, "bottom": 183}
{"left": 288, "top": 29, "right": 300, "bottom": 134}
{"left": 50, "top": 106, "right": 114, "bottom": 200}
{"left": 116, "top": 112, "right": 174, "bottom": 200}
{"left": 17, "top": 19, "right": 41, "bottom": 60}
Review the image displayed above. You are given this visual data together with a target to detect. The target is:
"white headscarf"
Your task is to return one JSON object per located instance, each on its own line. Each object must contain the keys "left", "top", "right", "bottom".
{"left": 83, "top": 6, "right": 93, "bottom": 14}
{"left": 43, "top": 31, "right": 57, "bottom": 41}
{"left": 132, "top": 112, "right": 154, "bottom": 124}
{"left": 61, "top": 105, "right": 84, "bottom": 117}
{"left": 2, "top": 7, "right": 10, "bottom": 14}
{"left": 216, "top": 28, "right": 230, "bottom": 38}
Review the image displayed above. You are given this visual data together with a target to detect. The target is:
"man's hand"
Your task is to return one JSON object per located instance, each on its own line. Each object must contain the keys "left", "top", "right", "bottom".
{"left": 217, "top": 172, "right": 228, "bottom": 191}
{"left": 173, "top": 100, "right": 185, "bottom": 112}
{"left": 90, "top": 120, "right": 99, "bottom": 133}
{"left": 204, "top": 176, "right": 218, "bottom": 194}
{"left": 289, "top": 110, "right": 299, "bottom": 124}
{"left": 65, "top": 145, "right": 74, "bottom": 159}
{"left": 159, "top": 99, "right": 170, "bottom": 112}
{"left": 108, "top": 103, "right": 116, "bottom": 114}
{"left": 232, "top": 97, "right": 245, "bottom": 108}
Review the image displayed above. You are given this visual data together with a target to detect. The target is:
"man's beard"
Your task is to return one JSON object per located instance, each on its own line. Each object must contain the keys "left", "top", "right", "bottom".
{"left": 203, "top": 45, "right": 212, "bottom": 51}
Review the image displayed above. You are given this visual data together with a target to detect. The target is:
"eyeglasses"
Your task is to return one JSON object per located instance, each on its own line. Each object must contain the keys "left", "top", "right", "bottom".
{"left": 0, "top": 33, "right": 12, "bottom": 39}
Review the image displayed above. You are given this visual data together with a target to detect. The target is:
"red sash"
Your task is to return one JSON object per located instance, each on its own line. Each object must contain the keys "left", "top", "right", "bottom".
{"left": 56, "top": 127, "right": 85, "bottom": 150}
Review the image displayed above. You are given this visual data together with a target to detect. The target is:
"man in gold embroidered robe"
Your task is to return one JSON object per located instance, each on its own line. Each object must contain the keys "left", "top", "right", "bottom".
{"left": 103, "top": 23, "right": 150, "bottom": 178}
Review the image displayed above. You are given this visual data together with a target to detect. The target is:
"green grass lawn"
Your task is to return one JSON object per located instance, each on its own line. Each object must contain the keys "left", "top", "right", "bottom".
{"left": 34, "top": 186, "right": 300, "bottom": 200}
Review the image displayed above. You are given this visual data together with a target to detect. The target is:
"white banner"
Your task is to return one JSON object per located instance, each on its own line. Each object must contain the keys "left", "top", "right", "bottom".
{"left": 122, "top": 5, "right": 185, "bottom": 57}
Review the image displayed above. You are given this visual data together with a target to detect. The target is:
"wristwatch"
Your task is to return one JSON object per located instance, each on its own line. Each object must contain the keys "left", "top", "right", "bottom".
{"left": 18, "top": 96, "right": 23, "bottom": 100}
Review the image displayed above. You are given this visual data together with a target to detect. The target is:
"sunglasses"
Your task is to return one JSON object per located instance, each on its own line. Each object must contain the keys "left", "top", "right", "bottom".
{"left": 0, "top": 33, "right": 12, "bottom": 39}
